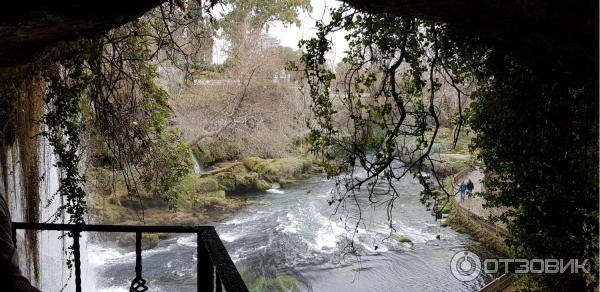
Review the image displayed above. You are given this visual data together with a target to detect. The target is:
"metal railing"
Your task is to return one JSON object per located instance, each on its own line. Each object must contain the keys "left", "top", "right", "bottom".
{"left": 478, "top": 273, "right": 514, "bottom": 292}
{"left": 11, "top": 222, "right": 249, "bottom": 292}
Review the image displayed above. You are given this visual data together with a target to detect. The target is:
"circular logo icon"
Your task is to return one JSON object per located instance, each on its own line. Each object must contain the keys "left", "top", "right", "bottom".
{"left": 450, "top": 250, "right": 482, "bottom": 281}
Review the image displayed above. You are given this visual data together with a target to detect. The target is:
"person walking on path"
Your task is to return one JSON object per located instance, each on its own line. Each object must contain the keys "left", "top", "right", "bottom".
{"left": 458, "top": 181, "right": 467, "bottom": 202}
{"left": 466, "top": 179, "right": 474, "bottom": 197}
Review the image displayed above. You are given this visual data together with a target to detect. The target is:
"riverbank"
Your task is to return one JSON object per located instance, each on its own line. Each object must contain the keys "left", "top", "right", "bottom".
{"left": 87, "top": 155, "right": 318, "bottom": 249}
{"left": 400, "top": 127, "right": 476, "bottom": 177}
{"left": 409, "top": 128, "right": 509, "bottom": 256}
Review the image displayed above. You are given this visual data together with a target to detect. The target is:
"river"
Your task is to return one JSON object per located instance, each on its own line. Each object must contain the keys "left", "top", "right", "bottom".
{"left": 88, "top": 168, "right": 493, "bottom": 291}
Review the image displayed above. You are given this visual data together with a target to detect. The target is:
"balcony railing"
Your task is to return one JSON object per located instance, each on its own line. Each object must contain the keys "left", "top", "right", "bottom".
{"left": 11, "top": 222, "right": 249, "bottom": 292}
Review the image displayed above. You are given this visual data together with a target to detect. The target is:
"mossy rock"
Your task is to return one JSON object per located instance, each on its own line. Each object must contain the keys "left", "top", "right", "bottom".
{"left": 256, "top": 179, "right": 272, "bottom": 190}
{"left": 117, "top": 233, "right": 160, "bottom": 249}
{"left": 445, "top": 205, "right": 509, "bottom": 254}
{"left": 213, "top": 171, "right": 270, "bottom": 193}
{"left": 242, "top": 156, "right": 312, "bottom": 182}
{"left": 192, "top": 142, "right": 244, "bottom": 166}
{"left": 241, "top": 156, "right": 267, "bottom": 171}
{"left": 121, "top": 197, "right": 167, "bottom": 209}
{"left": 176, "top": 173, "right": 224, "bottom": 201}
{"left": 393, "top": 235, "right": 412, "bottom": 243}
{"left": 275, "top": 157, "right": 312, "bottom": 178}
{"left": 87, "top": 167, "right": 115, "bottom": 197}
{"left": 241, "top": 157, "right": 278, "bottom": 179}
{"left": 203, "top": 162, "right": 248, "bottom": 177}
{"left": 157, "top": 233, "right": 175, "bottom": 240}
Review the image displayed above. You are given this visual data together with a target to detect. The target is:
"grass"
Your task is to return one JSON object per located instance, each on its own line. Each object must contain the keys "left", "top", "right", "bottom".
{"left": 431, "top": 176, "right": 456, "bottom": 215}
{"left": 445, "top": 200, "right": 509, "bottom": 255}
{"left": 426, "top": 127, "right": 471, "bottom": 156}
{"left": 397, "top": 127, "right": 476, "bottom": 176}
{"left": 434, "top": 198, "right": 453, "bottom": 214}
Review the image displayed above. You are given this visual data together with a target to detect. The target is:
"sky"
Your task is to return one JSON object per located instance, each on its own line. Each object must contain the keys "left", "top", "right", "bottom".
{"left": 267, "top": 0, "right": 348, "bottom": 65}
{"left": 212, "top": 0, "right": 349, "bottom": 66}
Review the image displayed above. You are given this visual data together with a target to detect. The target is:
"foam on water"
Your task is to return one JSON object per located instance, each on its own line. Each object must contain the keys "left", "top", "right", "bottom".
{"left": 176, "top": 235, "right": 198, "bottom": 247}
{"left": 266, "top": 188, "right": 285, "bottom": 194}
{"left": 393, "top": 222, "right": 437, "bottom": 243}
{"left": 277, "top": 213, "right": 299, "bottom": 234}
{"left": 97, "top": 287, "right": 129, "bottom": 292}
{"left": 97, "top": 285, "right": 167, "bottom": 292}
{"left": 219, "top": 232, "right": 242, "bottom": 243}
{"left": 88, "top": 245, "right": 124, "bottom": 266}
{"left": 308, "top": 213, "right": 347, "bottom": 252}
{"left": 223, "top": 214, "right": 260, "bottom": 225}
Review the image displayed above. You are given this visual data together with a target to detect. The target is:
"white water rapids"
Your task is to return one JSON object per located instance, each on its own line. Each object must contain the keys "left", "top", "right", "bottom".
{"left": 88, "top": 164, "right": 495, "bottom": 291}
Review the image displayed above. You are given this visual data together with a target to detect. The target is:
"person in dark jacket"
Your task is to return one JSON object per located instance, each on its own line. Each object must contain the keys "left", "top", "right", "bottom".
{"left": 466, "top": 179, "right": 474, "bottom": 197}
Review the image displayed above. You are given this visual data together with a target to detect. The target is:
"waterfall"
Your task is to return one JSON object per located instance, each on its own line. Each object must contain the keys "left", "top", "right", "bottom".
{"left": 38, "top": 138, "right": 96, "bottom": 291}
{"left": 4, "top": 137, "right": 96, "bottom": 291}
{"left": 192, "top": 152, "right": 204, "bottom": 174}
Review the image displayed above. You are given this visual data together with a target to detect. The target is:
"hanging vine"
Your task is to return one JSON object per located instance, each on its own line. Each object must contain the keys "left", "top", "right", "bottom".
{"left": 296, "top": 7, "right": 458, "bottom": 241}
{"left": 40, "top": 39, "right": 99, "bottom": 225}
{"left": 35, "top": 1, "right": 214, "bottom": 225}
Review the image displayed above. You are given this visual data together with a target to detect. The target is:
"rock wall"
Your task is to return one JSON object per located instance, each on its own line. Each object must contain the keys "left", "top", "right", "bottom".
{"left": 345, "top": 0, "right": 597, "bottom": 80}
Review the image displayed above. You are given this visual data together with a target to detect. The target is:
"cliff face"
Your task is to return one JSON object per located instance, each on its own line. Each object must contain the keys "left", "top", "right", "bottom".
{"left": 345, "top": 0, "right": 597, "bottom": 80}
{"left": 0, "top": 1, "right": 595, "bottom": 71}
{"left": 0, "top": 0, "right": 595, "bottom": 88}
{"left": 0, "top": 0, "right": 163, "bottom": 70}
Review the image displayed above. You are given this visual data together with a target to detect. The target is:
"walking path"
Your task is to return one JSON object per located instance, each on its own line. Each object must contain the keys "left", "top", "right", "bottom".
{"left": 453, "top": 168, "right": 514, "bottom": 292}
{"left": 453, "top": 167, "right": 507, "bottom": 230}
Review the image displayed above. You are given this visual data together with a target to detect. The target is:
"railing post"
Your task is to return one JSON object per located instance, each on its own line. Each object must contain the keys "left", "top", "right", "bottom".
{"left": 197, "top": 231, "right": 214, "bottom": 292}
{"left": 129, "top": 231, "right": 148, "bottom": 292}
{"left": 201, "top": 227, "right": 248, "bottom": 291}
{"left": 135, "top": 232, "right": 142, "bottom": 279}
{"left": 73, "top": 231, "right": 81, "bottom": 292}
